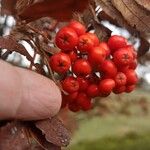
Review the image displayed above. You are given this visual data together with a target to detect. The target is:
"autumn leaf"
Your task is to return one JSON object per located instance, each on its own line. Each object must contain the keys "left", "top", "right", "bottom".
{"left": 96, "top": 0, "right": 150, "bottom": 56}
{"left": 1, "top": 0, "right": 17, "bottom": 15}
{"left": 0, "top": 122, "right": 30, "bottom": 150}
{"left": 18, "top": 0, "right": 89, "bottom": 22}
{"left": 35, "top": 117, "right": 71, "bottom": 147}
{"left": 82, "top": 6, "right": 111, "bottom": 41}
{"left": 134, "top": 0, "right": 150, "bottom": 12}
{"left": 112, "top": 0, "right": 150, "bottom": 35}
{"left": 0, "top": 36, "right": 33, "bottom": 62}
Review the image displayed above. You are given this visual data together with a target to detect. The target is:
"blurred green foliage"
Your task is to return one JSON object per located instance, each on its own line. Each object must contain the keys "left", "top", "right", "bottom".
{"left": 67, "top": 89, "right": 150, "bottom": 150}
{"left": 70, "top": 133, "right": 150, "bottom": 150}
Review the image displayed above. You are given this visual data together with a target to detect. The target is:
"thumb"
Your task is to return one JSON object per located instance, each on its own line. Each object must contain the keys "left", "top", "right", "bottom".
{"left": 0, "top": 60, "right": 62, "bottom": 120}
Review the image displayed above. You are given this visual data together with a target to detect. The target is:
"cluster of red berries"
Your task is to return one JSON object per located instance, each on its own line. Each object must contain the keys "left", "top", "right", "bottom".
{"left": 49, "top": 20, "right": 138, "bottom": 112}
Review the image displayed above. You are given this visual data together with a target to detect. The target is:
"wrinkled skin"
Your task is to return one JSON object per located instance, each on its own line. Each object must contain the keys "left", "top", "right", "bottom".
{"left": 0, "top": 60, "right": 61, "bottom": 120}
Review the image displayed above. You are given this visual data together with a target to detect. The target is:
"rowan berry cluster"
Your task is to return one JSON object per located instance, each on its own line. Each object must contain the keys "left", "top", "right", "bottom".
{"left": 49, "top": 20, "right": 138, "bottom": 112}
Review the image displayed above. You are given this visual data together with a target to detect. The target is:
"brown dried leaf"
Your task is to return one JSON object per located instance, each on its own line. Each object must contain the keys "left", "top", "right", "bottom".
{"left": 16, "top": 0, "right": 34, "bottom": 13}
{"left": 82, "top": 7, "right": 111, "bottom": 41}
{"left": 96, "top": 0, "right": 137, "bottom": 34}
{"left": 19, "top": 0, "right": 90, "bottom": 22}
{"left": 0, "top": 36, "right": 33, "bottom": 62}
{"left": 1, "top": 0, "right": 17, "bottom": 15}
{"left": 93, "top": 22, "right": 111, "bottom": 41}
{"left": 0, "top": 122, "right": 30, "bottom": 150}
{"left": 96, "top": 0, "right": 150, "bottom": 56}
{"left": 138, "top": 37, "right": 150, "bottom": 57}
{"left": 134, "top": 0, "right": 150, "bottom": 12}
{"left": 35, "top": 117, "right": 71, "bottom": 147}
{"left": 112, "top": 0, "right": 150, "bottom": 35}
{"left": 29, "top": 125, "right": 61, "bottom": 150}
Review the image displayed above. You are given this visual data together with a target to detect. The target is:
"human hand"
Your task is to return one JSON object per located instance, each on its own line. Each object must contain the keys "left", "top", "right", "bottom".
{"left": 0, "top": 60, "right": 61, "bottom": 120}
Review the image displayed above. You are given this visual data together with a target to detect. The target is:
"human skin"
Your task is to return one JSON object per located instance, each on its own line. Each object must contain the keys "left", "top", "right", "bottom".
{"left": 0, "top": 60, "right": 62, "bottom": 120}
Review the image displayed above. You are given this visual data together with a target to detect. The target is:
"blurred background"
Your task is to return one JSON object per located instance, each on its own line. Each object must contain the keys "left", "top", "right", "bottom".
{"left": 0, "top": 14, "right": 150, "bottom": 150}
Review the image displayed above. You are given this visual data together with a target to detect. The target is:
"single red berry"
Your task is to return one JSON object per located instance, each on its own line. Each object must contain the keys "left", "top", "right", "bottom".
{"left": 113, "top": 86, "right": 126, "bottom": 94}
{"left": 55, "top": 27, "right": 78, "bottom": 51}
{"left": 49, "top": 52, "right": 71, "bottom": 74}
{"left": 113, "top": 48, "right": 133, "bottom": 66}
{"left": 67, "top": 92, "right": 78, "bottom": 103}
{"left": 77, "top": 77, "right": 89, "bottom": 91}
{"left": 124, "top": 69, "right": 138, "bottom": 85}
{"left": 117, "top": 65, "right": 129, "bottom": 73}
{"left": 62, "top": 76, "right": 79, "bottom": 93}
{"left": 76, "top": 93, "right": 92, "bottom": 111}
{"left": 88, "top": 46, "right": 106, "bottom": 65}
{"left": 99, "top": 79, "right": 115, "bottom": 95}
{"left": 68, "top": 20, "right": 86, "bottom": 36}
{"left": 129, "top": 59, "right": 137, "bottom": 70}
{"left": 99, "top": 42, "right": 110, "bottom": 57}
{"left": 98, "top": 60, "right": 117, "bottom": 78}
{"left": 86, "top": 32, "right": 99, "bottom": 46}
{"left": 126, "top": 85, "right": 136, "bottom": 93}
{"left": 72, "top": 59, "right": 92, "bottom": 77}
{"left": 86, "top": 84, "right": 99, "bottom": 98}
{"left": 67, "top": 50, "right": 78, "bottom": 62}
{"left": 68, "top": 102, "right": 80, "bottom": 112}
{"left": 81, "top": 99, "right": 92, "bottom": 111}
{"left": 115, "top": 72, "right": 127, "bottom": 86}
{"left": 125, "top": 45, "right": 137, "bottom": 59}
{"left": 77, "top": 34, "right": 94, "bottom": 52}
{"left": 108, "top": 35, "right": 127, "bottom": 53}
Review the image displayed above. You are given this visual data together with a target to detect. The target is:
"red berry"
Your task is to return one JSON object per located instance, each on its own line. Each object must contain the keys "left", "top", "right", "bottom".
{"left": 99, "top": 42, "right": 110, "bottom": 57}
{"left": 49, "top": 52, "right": 71, "bottom": 73}
{"left": 77, "top": 77, "right": 89, "bottom": 91}
{"left": 99, "top": 79, "right": 115, "bottom": 95}
{"left": 126, "top": 85, "right": 136, "bottom": 93}
{"left": 68, "top": 20, "right": 86, "bottom": 36}
{"left": 113, "top": 86, "right": 126, "bottom": 94}
{"left": 115, "top": 72, "right": 127, "bottom": 86}
{"left": 67, "top": 50, "right": 78, "bottom": 62}
{"left": 67, "top": 92, "right": 78, "bottom": 103}
{"left": 62, "top": 76, "right": 79, "bottom": 93}
{"left": 124, "top": 69, "right": 138, "bottom": 85}
{"left": 86, "top": 33, "right": 99, "bottom": 46}
{"left": 108, "top": 35, "right": 127, "bottom": 52}
{"left": 77, "top": 34, "right": 94, "bottom": 52}
{"left": 98, "top": 60, "right": 117, "bottom": 78}
{"left": 86, "top": 84, "right": 99, "bottom": 98}
{"left": 88, "top": 46, "right": 106, "bottom": 65}
{"left": 73, "top": 59, "right": 92, "bottom": 77}
{"left": 125, "top": 45, "right": 137, "bottom": 59}
{"left": 113, "top": 48, "right": 133, "bottom": 66}
{"left": 117, "top": 65, "right": 129, "bottom": 73}
{"left": 68, "top": 102, "right": 80, "bottom": 112}
{"left": 76, "top": 93, "right": 92, "bottom": 111}
{"left": 55, "top": 27, "right": 78, "bottom": 51}
{"left": 129, "top": 59, "right": 137, "bottom": 70}
{"left": 87, "top": 73, "right": 100, "bottom": 84}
